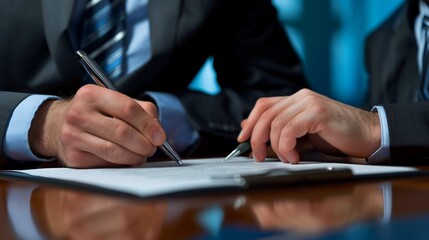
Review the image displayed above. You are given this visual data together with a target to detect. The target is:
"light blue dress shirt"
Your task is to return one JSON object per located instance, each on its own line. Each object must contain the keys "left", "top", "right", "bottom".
{"left": 4, "top": 0, "right": 199, "bottom": 161}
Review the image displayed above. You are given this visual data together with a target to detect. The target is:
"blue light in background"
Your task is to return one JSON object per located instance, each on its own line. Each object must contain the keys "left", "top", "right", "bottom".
{"left": 188, "top": 57, "right": 220, "bottom": 95}
{"left": 189, "top": 0, "right": 405, "bottom": 106}
{"left": 273, "top": 0, "right": 404, "bottom": 105}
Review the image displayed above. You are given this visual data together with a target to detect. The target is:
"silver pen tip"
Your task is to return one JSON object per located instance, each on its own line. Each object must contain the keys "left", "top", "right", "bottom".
{"left": 224, "top": 149, "right": 240, "bottom": 161}
{"left": 76, "top": 50, "right": 85, "bottom": 59}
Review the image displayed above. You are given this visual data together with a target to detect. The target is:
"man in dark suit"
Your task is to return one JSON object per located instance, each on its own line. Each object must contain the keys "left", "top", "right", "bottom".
{"left": 0, "top": 0, "right": 307, "bottom": 168}
{"left": 364, "top": 0, "right": 429, "bottom": 163}
{"left": 237, "top": 0, "right": 429, "bottom": 166}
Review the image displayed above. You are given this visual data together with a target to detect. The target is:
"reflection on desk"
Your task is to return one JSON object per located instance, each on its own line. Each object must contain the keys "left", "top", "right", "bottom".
{"left": 2, "top": 176, "right": 429, "bottom": 239}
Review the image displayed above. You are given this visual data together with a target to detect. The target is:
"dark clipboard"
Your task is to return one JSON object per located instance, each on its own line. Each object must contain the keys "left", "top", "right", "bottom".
{"left": 0, "top": 164, "right": 426, "bottom": 198}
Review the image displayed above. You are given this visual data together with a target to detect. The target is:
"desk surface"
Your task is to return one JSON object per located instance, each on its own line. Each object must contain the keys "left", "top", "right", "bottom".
{"left": 2, "top": 166, "right": 429, "bottom": 239}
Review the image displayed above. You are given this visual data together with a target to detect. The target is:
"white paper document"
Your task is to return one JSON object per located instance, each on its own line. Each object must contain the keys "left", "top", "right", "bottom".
{"left": 8, "top": 157, "right": 419, "bottom": 197}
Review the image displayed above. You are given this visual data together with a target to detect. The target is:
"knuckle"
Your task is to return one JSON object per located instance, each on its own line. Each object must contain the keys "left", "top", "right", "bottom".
{"left": 113, "top": 122, "right": 131, "bottom": 139}
{"left": 100, "top": 141, "right": 121, "bottom": 160}
{"left": 144, "top": 102, "right": 158, "bottom": 117}
{"left": 301, "top": 95, "right": 324, "bottom": 113}
{"left": 285, "top": 120, "right": 297, "bottom": 134}
{"left": 309, "top": 103, "right": 326, "bottom": 115}
{"left": 64, "top": 106, "right": 84, "bottom": 125}
{"left": 302, "top": 94, "right": 316, "bottom": 104}
{"left": 255, "top": 97, "right": 270, "bottom": 108}
{"left": 259, "top": 110, "right": 273, "bottom": 124}
{"left": 278, "top": 139, "right": 292, "bottom": 154}
{"left": 297, "top": 88, "right": 312, "bottom": 96}
{"left": 75, "top": 85, "right": 96, "bottom": 100}
{"left": 60, "top": 127, "right": 77, "bottom": 144}
{"left": 250, "top": 137, "right": 261, "bottom": 147}
{"left": 271, "top": 115, "right": 284, "bottom": 131}
{"left": 121, "top": 99, "right": 139, "bottom": 118}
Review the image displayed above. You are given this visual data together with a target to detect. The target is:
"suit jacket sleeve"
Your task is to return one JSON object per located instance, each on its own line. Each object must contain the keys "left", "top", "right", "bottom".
{"left": 0, "top": 92, "right": 34, "bottom": 167}
{"left": 382, "top": 103, "right": 429, "bottom": 164}
{"left": 175, "top": 0, "right": 308, "bottom": 156}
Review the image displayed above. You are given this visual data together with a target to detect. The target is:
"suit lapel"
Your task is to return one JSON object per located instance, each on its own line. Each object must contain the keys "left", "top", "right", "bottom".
{"left": 148, "top": 0, "right": 182, "bottom": 56}
{"left": 383, "top": 1, "right": 420, "bottom": 102}
{"left": 42, "top": 0, "right": 82, "bottom": 82}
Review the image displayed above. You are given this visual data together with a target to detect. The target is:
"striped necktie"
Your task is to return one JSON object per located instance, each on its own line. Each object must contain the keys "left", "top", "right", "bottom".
{"left": 80, "top": 0, "right": 126, "bottom": 81}
{"left": 420, "top": 16, "right": 429, "bottom": 100}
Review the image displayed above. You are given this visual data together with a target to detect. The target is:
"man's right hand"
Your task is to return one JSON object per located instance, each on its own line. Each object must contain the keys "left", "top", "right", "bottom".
{"left": 29, "top": 85, "right": 166, "bottom": 168}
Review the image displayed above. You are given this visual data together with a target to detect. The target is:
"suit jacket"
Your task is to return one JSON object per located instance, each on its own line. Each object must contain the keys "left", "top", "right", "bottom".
{"left": 0, "top": 0, "right": 307, "bottom": 167}
{"left": 365, "top": 0, "right": 429, "bottom": 164}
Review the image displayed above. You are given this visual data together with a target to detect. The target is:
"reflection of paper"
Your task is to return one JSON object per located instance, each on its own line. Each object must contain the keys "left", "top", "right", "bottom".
{"left": 12, "top": 157, "right": 417, "bottom": 197}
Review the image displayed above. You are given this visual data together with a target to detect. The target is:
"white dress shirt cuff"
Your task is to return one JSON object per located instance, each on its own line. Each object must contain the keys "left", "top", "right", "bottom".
{"left": 4, "top": 95, "right": 59, "bottom": 162}
{"left": 367, "top": 106, "right": 390, "bottom": 164}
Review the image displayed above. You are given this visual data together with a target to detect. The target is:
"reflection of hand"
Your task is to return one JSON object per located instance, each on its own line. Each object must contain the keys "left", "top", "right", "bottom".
{"left": 238, "top": 89, "right": 381, "bottom": 163}
{"left": 42, "top": 190, "right": 167, "bottom": 240}
{"left": 29, "top": 85, "right": 166, "bottom": 168}
{"left": 250, "top": 184, "right": 383, "bottom": 233}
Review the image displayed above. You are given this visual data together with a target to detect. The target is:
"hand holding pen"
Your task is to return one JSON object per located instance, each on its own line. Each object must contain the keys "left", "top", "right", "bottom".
{"left": 225, "top": 107, "right": 272, "bottom": 161}
{"left": 226, "top": 90, "right": 375, "bottom": 164}
{"left": 226, "top": 96, "right": 300, "bottom": 163}
{"left": 76, "top": 50, "right": 182, "bottom": 166}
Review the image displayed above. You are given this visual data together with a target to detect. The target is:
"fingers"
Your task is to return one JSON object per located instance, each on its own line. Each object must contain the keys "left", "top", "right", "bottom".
{"left": 275, "top": 112, "right": 315, "bottom": 164}
{"left": 68, "top": 111, "right": 158, "bottom": 157}
{"left": 75, "top": 85, "right": 165, "bottom": 146}
{"left": 251, "top": 95, "right": 304, "bottom": 162}
{"left": 60, "top": 131, "right": 152, "bottom": 168}
{"left": 61, "top": 151, "right": 118, "bottom": 169}
{"left": 239, "top": 97, "right": 286, "bottom": 162}
{"left": 243, "top": 88, "right": 381, "bottom": 164}
{"left": 238, "top": 97, "right": 283, "bottom": 143}
{"left": 242, "top": 89, "right": 321, "bottom": 163}
{"left": 136, "top": 100, "right": 159, "bottom": 118}
{"left": 57, "top": 85, "right": 163, "bottom": 168}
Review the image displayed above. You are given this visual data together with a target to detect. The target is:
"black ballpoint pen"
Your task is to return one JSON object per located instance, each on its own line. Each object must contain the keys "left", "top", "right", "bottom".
{"left": 76, "top": 50, "right": 183, "bottom": 166}
{"left": 224, "top": 141, "right": 251, "bottom": 161}
{"left": 225, "top": 141, "right": 272, "bottom": 161}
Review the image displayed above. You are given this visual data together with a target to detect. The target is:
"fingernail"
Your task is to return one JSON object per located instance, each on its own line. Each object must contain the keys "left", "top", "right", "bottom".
{"left": 237, "top": 130, "right": 243, "bottom": 140}
{"left": 279, "top": 155, "right": 287, "bottom": 163}
{"left": 152, "top": 130, "right": 164, "bottom": 145}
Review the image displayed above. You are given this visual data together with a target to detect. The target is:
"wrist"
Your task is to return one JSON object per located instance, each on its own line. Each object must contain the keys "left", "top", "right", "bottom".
{"left": 29, "top": 100, "right": 63, "bottom": 158}
{"left": 367, "top": 111, "right": 382, "bottom": 157}
{"left": 366, "top": 106, "right": 390, "bottom": 164}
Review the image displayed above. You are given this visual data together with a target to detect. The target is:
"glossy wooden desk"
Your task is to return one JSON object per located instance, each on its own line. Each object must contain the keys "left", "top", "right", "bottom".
{"left": 1, "top": 165, "right": 429, "bottom": 240}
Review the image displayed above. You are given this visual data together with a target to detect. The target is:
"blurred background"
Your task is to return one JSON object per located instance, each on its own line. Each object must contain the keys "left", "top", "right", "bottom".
{"left": 189, "top": 0, "right": 405, "bottom": 106}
